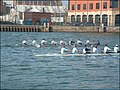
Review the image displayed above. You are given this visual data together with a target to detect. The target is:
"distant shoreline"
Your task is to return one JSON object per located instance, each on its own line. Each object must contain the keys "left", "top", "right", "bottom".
{"left": 0, "top": 25, "right": 120, "bottom": 33}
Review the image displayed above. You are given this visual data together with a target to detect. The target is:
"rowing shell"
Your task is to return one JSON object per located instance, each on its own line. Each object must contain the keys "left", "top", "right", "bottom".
{"left": 35, "top": 53, "right": 120, "bottom": 57}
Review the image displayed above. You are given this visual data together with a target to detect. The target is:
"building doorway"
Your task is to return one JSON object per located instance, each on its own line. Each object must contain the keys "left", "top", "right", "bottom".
{"left": 95, "top": 15, "right": 100, "bottom": 26}
{"left": 102, "top": 14, "right": 108, "bottom": 26}
{"left": 71, "top": 15, "right": 75, "bottom": 22}
{"left": 115, "top": 14, "right": 120, "bottom": 26}
{"left": 76, "top": 15, "right": 81, "bottom": 22}
{"left": 88, "top": 15, "right": 93, "bottom": 23}
{"left": 82, "top": 15, "right": 87, "bottom": 22}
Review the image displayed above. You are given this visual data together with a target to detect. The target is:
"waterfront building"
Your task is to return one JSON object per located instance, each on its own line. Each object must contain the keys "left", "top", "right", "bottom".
{"left": 0, "top": 0, "right": 12, "bottom": 21}
{"left": 12, "top": 0, "right": 67, "bottom": 25}
{"left": 68, "top": 0, "right": 120, "bottom": 26}
{"left": 13, "top": 0, "right": 62, "bottom": 6}
{"left": 0, "top": 0, "right": 4, "bottom": 16}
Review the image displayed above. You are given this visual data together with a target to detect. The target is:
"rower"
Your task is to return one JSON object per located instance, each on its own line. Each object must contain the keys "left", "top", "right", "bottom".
{"left": 83, "top": 44, "right": 91, "bottom": 54}
{"left": 77, "top": 39, "right": 82, "bottom": 45}
{"left": 103, "top": 44, "right": 111, "bottom": 53}
{"left": 32, "top": 39, "right": 37, "bottom": 45}
{"left": 93, "top": 45, "right": 98, "bottom": 53}
{"left": 72, "top": 45, "right": 80, "bottom": 54}
{"left": 41, "top": 39, "right": 47, "bottom": 45}
{"left": 69, "top": 39, "right": 75, "bottom": 45}
{"left": 96, "top": 40, "right": 100, "bottom": 45}
{"left": 32, "top": 39, "right": 40, "bottom": 48}
{"left": 61, "top": 45, "right": 69, "bottom": 54}
{"left": 22, "top": 39, "right": 27, "bottom": 45}
{"left": 114, "top": 44, "right": 119, "bottom": 53}
{"left": 51, "top": 39, "right": 57, "bottom": 45}
{"left": 86, "top": 39, "right": 90, "bottom": 44}
{"left": 60, "top": 39, "right": 65, "bottom": 45}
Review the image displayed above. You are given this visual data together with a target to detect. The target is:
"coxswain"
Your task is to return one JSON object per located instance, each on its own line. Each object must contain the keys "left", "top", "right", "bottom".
{"left": 77, "top": 39, "right": 82, "bottom": 45}
{"left": 83, "top": 44, "right": 91, "bottom": 54}
{"left": 41, "top": 39, "right": 47, "bottom": 45}
{"left": 72, "top": 45, "right": 80, "bottom": 54}
{"left": 103, "top": 44, "right": 111, "bottom": 53}
{"left": 114, "top": 44, "right": 119, "bottom": 53}
{"left": 22, "top": 39, "right": 27, "bottom": 45}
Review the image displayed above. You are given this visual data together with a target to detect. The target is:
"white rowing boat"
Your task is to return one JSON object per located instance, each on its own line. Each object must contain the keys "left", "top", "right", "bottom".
{"left": 35, "top": 53, "right": 120, "bottom": 57}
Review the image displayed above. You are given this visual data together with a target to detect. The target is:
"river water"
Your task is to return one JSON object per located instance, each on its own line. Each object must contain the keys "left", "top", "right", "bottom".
{"left": 1, "top": 32, "right": 120, "bottom": 89}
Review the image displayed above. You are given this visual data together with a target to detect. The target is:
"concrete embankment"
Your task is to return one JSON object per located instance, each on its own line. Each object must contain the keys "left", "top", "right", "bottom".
{"left": 0, "top": 25, "right": 120, "bottom": 33}
{"left": 52, "top": 26, "right": 120, "bottom": 33}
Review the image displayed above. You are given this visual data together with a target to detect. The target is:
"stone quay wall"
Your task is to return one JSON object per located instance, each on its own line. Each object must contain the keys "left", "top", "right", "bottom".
{"left": 0, "top": 25, "right": 120, "bottom": 33}
{"left": 52, "top": 26, "right": 120, "bottom": 33}
{"left": 0, "top": 25, "right": 46, "bottom": 32}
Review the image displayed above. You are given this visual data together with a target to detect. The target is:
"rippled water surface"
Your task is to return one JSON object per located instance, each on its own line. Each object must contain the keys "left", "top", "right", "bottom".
{"left": 1, "top": 32, "right": 120, "bottom": 89}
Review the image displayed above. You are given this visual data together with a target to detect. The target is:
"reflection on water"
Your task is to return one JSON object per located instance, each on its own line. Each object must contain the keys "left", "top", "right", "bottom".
{"left": 1, "top": 32, "right": 119, "bottom": 89}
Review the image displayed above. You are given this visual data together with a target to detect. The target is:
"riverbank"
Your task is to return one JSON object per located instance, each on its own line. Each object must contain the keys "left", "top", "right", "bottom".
{"left": 0, "top": 25, "right": 120, "bottom": 33}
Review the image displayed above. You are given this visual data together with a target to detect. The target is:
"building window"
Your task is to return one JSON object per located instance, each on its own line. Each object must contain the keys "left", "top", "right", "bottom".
{"left": 34, "top": 1, "right": 37, "bottom": 5}
{"left": 89, "top": 3, "right": 93, "bottom": 10}
{"left": 110, "top": 0, "right": 118, "bottom": 8}
{"left": 43, "top": 1, "right": 50, "bottom": 5}
{"left": 96, "top": 3, "right": 100, "bottom": 9}
{"left": 25, "top": 1, "right": 29, "bottom": 5}
{"left": 103, "top": 2, "right": 107, "bottom": 9}
{"left": 29, "top": 1, "right": 33, "bottom": 5}
{"left": 18, "top": 0, "right": 23, "bottom": 5}
{"left": 19, "top": 12, "right": 23, "bottom": 19}
{"left": 77, "top": 4, "right": 80, "bottom": 10}
{"left": 72, "top": 4, "right": 75, "bottom": 10}
{"left": 38, "top": 1, "right": 41, "bottom": 5}
{"left": 83, "top": 4, "right": 86, "bottom": 10}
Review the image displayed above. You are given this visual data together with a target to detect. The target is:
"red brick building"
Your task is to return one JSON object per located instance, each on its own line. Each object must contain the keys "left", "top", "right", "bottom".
{"left": 12, "top": 0, "right": 66, "bottom": 25}
{"left": 24, "top": 11, "right": 51, "bottom": 25}
{"left": 68, "top": 0, "right": 120, "bottom": 26}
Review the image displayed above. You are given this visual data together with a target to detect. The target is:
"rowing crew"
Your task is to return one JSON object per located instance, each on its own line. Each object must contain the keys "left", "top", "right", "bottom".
{"left": 61, "top": 44, "right": 120, "bottom": 54}
{"left": 22, "top": 39, "right": 47, "bottom": 46}
{"left": 22, "top": 38, "right": 100, "bottom": 46}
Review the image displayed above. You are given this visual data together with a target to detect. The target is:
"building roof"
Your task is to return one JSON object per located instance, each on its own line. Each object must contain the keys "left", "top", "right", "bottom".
{"left": 17, "top": 5, "right": 67, "bottom": 13}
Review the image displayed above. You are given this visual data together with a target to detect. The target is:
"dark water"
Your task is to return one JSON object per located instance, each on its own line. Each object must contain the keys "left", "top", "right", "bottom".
{"left": 1, "top": 32, "right": 120, "bottom": 89}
